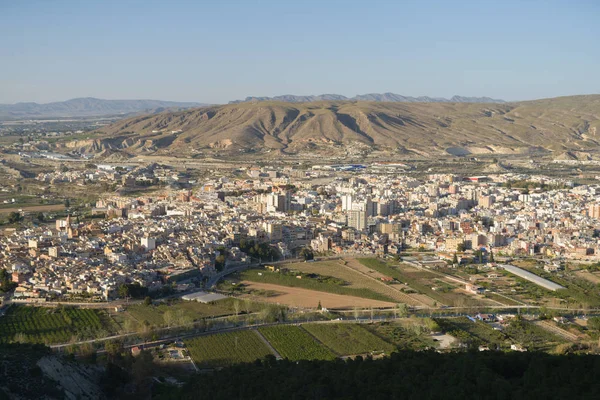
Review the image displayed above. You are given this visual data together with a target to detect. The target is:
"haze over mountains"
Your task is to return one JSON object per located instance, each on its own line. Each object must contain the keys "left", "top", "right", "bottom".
{"left": 0, "top": 98, "right": 208, "bottom": 120}
{"left": 65, "top": 95, "right": 600, "bottom": 159}
{"left": 229, "top": 93, "right": 506, "bottom": 104}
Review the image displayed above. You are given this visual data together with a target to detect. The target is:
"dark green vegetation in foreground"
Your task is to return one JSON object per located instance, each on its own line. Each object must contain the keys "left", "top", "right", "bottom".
{"left": 161, "top": 350, "right": 600, "bottom": 400}
{"left": 259, "top": 325, "right": 336, "bottom": 361}
{"left": 0, "top": 305, "right": 114, "bottom": 344}
{"left": 0, "top": 344, "right": 63, "bottom": 399}
{"left": 238, "top": 269, "right": 395, "bottom": 302}
{"left": 303, "top": 323, "right": 395, "bottom": 355}
{"left": 185, "top": 330, "right": 272, "bottom": 368}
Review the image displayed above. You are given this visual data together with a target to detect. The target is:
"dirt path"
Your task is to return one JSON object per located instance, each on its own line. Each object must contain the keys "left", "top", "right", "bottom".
{"left": 253, "top": 328, "right": 282, "bottom": 359}
{"left": 240, "top": 281, "right": 396, "bottom": 309}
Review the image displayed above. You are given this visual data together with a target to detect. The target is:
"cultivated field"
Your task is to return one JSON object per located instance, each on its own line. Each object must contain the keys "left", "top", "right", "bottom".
{"left": 237, "top": 269, "right": 394, "bottom": 302}
{"left": 259, "top": 325, "right": 336, "bottom": 361}
{"left": 241, "top": 281, "right": 396, "bottom": 309}
{"left": 125, "top": 298, "right": 260, "bottom": 329}
{"left": 303, "top": 323, "right": 395, "bottom": 355}
{"left": 286, "top": 259, "right": 424, "bottom": 306}
{"left": 574, "top": 270, "right": 600, "bottom": 284}
{"left": 357, "top": 258, "right": 484, "bottom": 307}
{"left": 185, "top": 330, "right": 273, "bottom": 368}
{"left": 0, "top": 305, "right": 113, "bottom": 344}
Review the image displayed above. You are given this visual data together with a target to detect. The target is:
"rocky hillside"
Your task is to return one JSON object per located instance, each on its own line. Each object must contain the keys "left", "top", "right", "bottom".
{"left": 67, "top": 95, "right": 600, "bottom": 158}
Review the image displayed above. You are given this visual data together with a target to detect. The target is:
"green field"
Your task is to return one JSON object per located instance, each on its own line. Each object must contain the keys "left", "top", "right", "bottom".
{"left": 435, "top": 317, "right": 566, "bottom": 351}
{"left": 357, "top": 258, "right": 480, "bottom": 306}
{"left": 259, "top": 325, "right": 336, "bottom": 361}
{"left": 238, "top": 269, "right": 395, "bottom": 302}
{"left": 126, "top": 298, "right": 262, "bottom": 328}
{"left": 364, "top": 320, "right": 437, "bottom": 350}
{"left": 303, "top": 323, "right": 394, "bottom": 355}
{"left": 0, "top": 305, "right": 113, "bottom": 344}
{"left": 185, "top": 330, "right": 273, "bottom": 368}
{"left": 435, "top": 317, "right": 508, "bottom": 349}
{"left": 503, "top": 319, "right": 566, "bottom": 351}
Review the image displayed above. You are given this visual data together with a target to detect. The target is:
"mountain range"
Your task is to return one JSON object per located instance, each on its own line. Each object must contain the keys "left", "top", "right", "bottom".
{"left": 63, "top": 95, "right": 600, "bottom": 159}
{"left": 229, "top": 93, "right": 506, "bottom": 104}
{"left": 0, "top": 98, "right": 208, "bottom": 120}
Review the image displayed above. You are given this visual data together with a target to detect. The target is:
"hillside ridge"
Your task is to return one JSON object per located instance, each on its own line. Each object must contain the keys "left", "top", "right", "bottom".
{"left": 66, "top": 95, "right": 600, "bottom": 158}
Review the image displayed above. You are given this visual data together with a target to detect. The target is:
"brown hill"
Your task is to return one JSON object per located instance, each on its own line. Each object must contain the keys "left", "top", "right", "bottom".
{"left": 65, "top": 95, "right": 600, "bottom": 158}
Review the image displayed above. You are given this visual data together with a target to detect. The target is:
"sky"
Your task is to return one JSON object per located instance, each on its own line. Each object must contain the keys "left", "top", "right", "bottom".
{"left": 1, "top": 0, "right": 599, "bottom": 104}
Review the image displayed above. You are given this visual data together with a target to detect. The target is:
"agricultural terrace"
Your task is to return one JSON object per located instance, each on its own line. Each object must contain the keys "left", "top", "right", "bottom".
{"left": 185, "top": 330, "right": 273, "bottom": 368}
{"left": 303, "top": 323, "right": 395, "bottom": 355}
{"left": 0, "top": 305, "right": 114, "bottom": 344}
{"left": 259, "top": 325, "right": 336, "bottom": 361}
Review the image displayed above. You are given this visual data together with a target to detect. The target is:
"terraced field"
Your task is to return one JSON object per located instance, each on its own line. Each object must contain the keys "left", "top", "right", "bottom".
{"left": 259, "top": 325, "right": 336, "bottom": 361}
{"left": 185, "top": 330, "right": 273, "bottom": 368}
{"left": 303, "top": 323, "right": 395, "bottom": 355}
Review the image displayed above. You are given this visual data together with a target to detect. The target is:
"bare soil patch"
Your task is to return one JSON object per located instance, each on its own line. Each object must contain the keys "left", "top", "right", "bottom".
{"left": 240, "top": 281, "right": 395, "bottom": 309}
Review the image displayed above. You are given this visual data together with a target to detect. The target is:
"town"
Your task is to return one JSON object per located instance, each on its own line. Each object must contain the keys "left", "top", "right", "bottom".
{"left": 2, "top": 161, "right": 599, "bottom": 309}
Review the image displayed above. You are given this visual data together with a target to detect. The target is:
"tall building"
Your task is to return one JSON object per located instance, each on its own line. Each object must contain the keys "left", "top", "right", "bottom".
{"left": 348, "top": 210, "right": 367, "bottom": 231}
{"left": 264, "top": 222, "right": 283, "bottom": 242}
{"left": 141, "top": 237, "right": 156, "bottom": 251}
{"left": 341, "top": 194, "right": 353, "bottom": 211}
{"left": 479, "top": 195, "right": 495, "bottom": 208}
{"left": 589, "top": 203, "right": 600, "bottom": 219}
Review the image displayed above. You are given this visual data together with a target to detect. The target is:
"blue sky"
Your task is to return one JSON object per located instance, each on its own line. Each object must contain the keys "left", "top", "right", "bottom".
{"left": 1, "top": 0, "right": 598, "bottom": 104}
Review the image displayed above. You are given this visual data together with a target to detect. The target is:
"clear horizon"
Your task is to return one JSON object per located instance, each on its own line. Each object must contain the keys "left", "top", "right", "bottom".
{"left": 1, "top": 0, "right": 599, "bottom": 104}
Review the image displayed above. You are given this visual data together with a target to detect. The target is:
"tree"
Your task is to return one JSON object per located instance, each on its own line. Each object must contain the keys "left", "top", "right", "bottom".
{"left": 7, "top": 212, "right": 22, "bottom": 224}
{"left": 299, "top": 247, "right": 314, "bottom": 261}
{"left": 144, "top": 296, "right": 152, "bottom": 306}
{"left": 456, "top": 243, "right": 466, "bottom": 252}
{"left": 317, "top": 301, "right": 322, "bottom": 310}
{"left": 64, "top": 199, "right": 70, "bottom": 208}
{"left": 36, "top": 212, "right": 45, "bottom": 222}
{"left": 396, "top": 303, "right": 408, "bottom": 318}
{"left": 0, "top": 268, "right": 17, "bottom": 292}
{"left": 118, "top": 284, "right": 130, "bottom": 299}
{"left": 215, "top": 255, "right": 226, "bottom": 272}
{"left": 452, "top": 253, "right": 459, "bottom": 265}
{"left": 163, "top": 310, "right": 175, "bottom": 328}
{"left": 489, "top": 250, "right": 495, "bottom": 263}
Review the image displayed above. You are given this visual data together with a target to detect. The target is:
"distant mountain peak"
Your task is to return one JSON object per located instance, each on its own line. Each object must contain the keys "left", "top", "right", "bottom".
{"left": 229, "top": 93, "right": 505, "bottom": 104}
{"left": 0, "top": 98, "right": 209, "bottom": 120}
